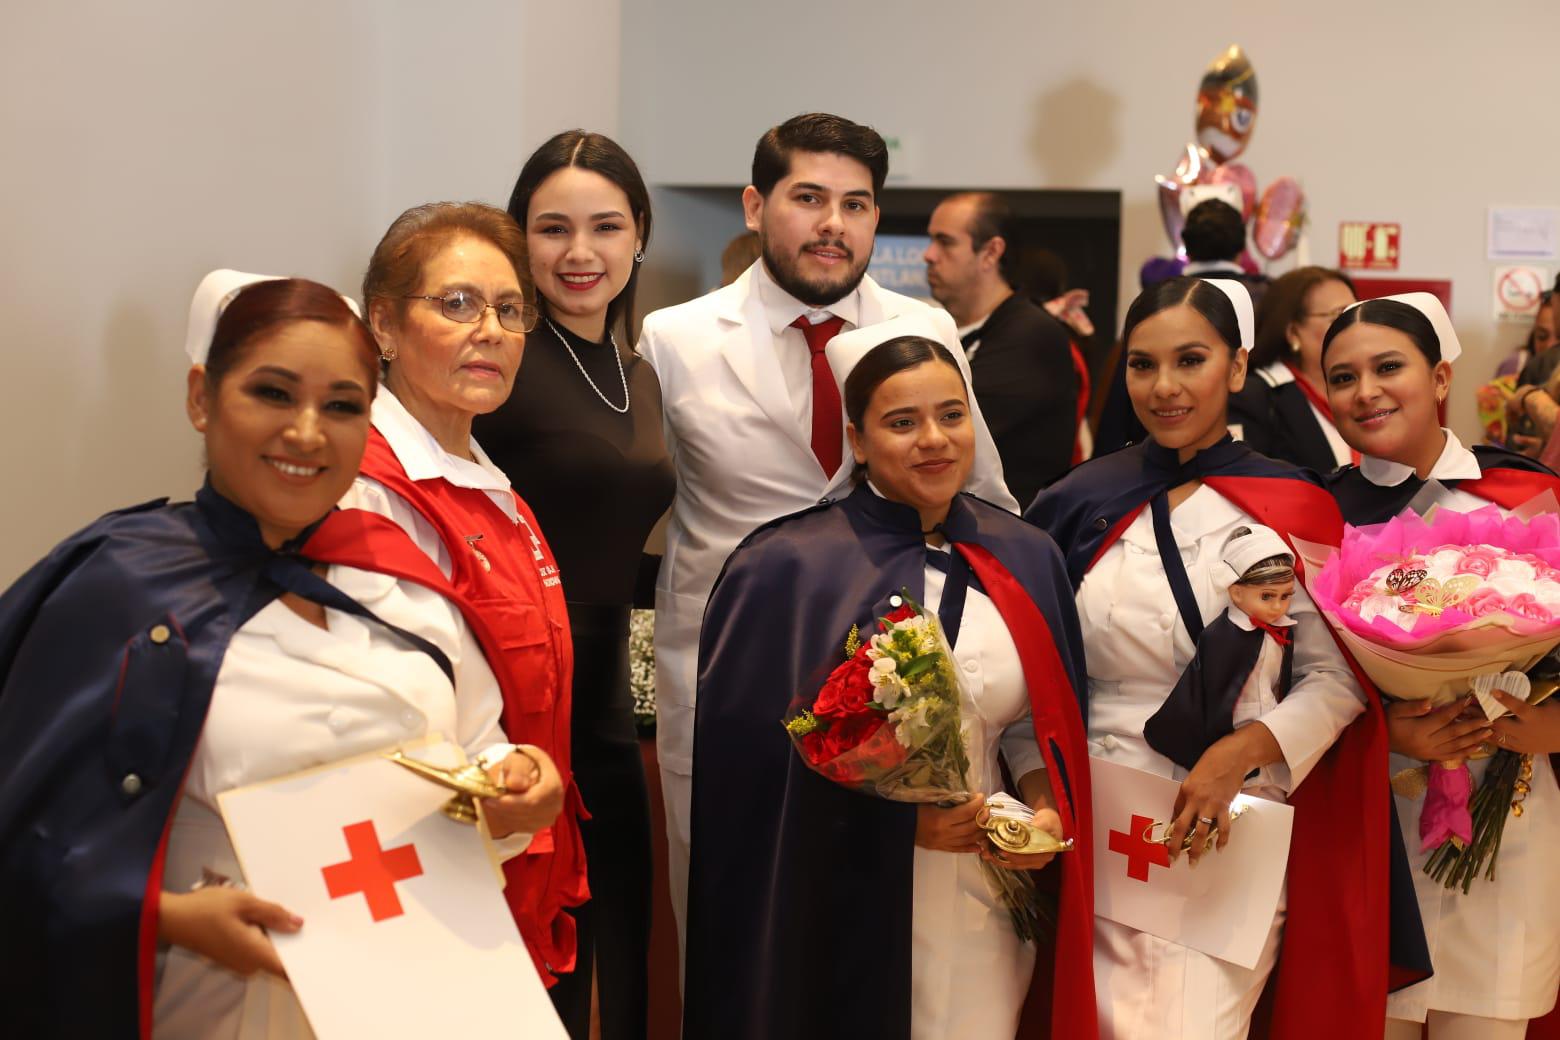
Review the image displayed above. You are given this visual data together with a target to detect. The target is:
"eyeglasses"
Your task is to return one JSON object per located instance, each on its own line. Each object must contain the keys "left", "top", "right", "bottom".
{"left": 1303, "top": 304, "right": 1351, "bottom": 324}
{"left": 403, "top": 290, "right": 539, "bottom": 333}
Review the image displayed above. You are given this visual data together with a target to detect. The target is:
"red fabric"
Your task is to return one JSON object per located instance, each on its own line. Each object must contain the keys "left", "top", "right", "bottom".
{"left": 956, "top": 542, "right": 1098, "bottom": 1040}
{"left": 325, "top": 432, "right": 588, "bottom": 985}
{"left": 1092, "top": 475, "right": 1392, "bottom": 1038}
{"left": 1283, "top": 363, "right": 1360, "bottom": 465}
{"left": 1070, "top": 342, "right": 1091, "bottom": 467}
{"left": 138, "top": 776, "right": 188, "bottom": 1040}
{"left": 1207, "top": 476, "right": 1389, "bottom": 1040}
{"left": 1253, "top": 620, "right": 1292, "bottom": 646}
{"left": 1460, "top": 468, "right": 1560, "bottom": 513}
{"left": 791, "top": 314, "right": 847, "bottom": 475}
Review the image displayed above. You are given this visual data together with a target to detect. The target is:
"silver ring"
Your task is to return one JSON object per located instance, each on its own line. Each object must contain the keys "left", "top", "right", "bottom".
{"left": 1197, "top": 816, "right": 1216, "bottom": 827}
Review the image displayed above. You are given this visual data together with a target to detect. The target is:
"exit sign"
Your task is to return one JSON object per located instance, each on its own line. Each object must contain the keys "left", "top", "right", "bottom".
{"left": 1339, "top": 222, "right": 1401, "bottom": 271}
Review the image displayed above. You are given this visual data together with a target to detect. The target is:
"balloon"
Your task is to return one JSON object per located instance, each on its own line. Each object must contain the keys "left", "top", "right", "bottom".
{"left": 1154, "top": 142, "right": 1213, "bottom": 254}
{"left": 1149, "top": 43, "right": 1305, "bottom": 262}
{"left": 1208, "top": 162, "right": 1257, "bottom": 220}
{"left": 1253, "top": 176, "right": 1308, "bottom": 260}
{"left": 1196, "top": 45, "right": 1259, "bottom": 165}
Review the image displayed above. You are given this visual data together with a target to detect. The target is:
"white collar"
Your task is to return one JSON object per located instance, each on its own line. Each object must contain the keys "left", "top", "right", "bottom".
{"left": 370, "top": 388, "right": 516, "bottom": 519}
{"left": 955, "top": 315, "right": 988, "bottom": 341}
{"left": 1227, "top": 604, "right": 1296, "bottom": 631}
{"left": 1122, "top": 483, "right": 1243, "bottom": 549}
{"left": 1358, "top": 428, "right": 1480, "bottom": 487}
{"left": 753, "top": 256, "right": 862, "bottom": 336}
{"left": 1183, "top": 259, "right": 1244, "bottom": 276}
{"left": 1257, "top": 360, "right": 1295, "bottom": 387}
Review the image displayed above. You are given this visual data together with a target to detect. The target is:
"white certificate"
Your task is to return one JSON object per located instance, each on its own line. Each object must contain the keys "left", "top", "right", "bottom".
{"left": 1090, "top": 757, "right": 1294, "bottom": 969}
{"left": 218, "top": 737, "right": 565, "bottom": 1039}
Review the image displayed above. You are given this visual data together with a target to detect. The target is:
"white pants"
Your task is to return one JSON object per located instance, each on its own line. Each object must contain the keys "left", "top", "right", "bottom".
{"left": 660, "top": 764, "right": 692, "bottom": 986}
{"left": 1094, "top": 906, "right": 1285, "bottom": 1040}
{"left": 1385, "top": 1012, "right": 1529, "bottom": 1040}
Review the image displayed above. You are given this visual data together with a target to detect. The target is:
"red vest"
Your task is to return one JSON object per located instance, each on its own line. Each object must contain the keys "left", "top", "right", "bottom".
{"left": 358, "top": 429, "right": 586, "bottom": 984}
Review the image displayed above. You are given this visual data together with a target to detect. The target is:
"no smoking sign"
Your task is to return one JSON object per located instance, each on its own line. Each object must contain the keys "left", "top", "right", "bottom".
{"left": 1494, "top": 265, "right": 1551, "bottom": 322}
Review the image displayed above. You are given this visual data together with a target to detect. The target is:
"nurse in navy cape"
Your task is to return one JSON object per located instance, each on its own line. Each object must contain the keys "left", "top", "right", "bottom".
{"left": 684, "top": 321, "right": 1096, "bottom": 1040}
{"left": 1027, "top": 276, "right": 1398, "bottom": 1040}
{"left": 0, "top": 274, "right": 561, "bottom": 1038}
{"left": 1320, "top": 293, "right": 1560, "bottom": 1036}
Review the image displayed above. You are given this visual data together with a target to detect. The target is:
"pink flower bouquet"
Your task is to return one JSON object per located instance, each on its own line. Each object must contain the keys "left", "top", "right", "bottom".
{"left": 1298, "top": 505, "right": 1560, "bottom": 889}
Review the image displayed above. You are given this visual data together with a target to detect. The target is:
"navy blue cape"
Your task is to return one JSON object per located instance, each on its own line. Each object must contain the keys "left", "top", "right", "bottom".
{"left": 0, "top": 486, "right": 457, "bottom": 1037}
{"left": 1326, "top": 444, "right": 1558, "bottom": 526}
{"left": 683, "top": 483, "right": 1089, "bottom": 1040}
{"left": 1025, "top": 436, "right": 1419, "bottom": 1035}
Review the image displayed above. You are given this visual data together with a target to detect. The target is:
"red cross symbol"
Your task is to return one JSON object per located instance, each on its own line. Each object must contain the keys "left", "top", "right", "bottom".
{"left": 1108, "top": 813, "right": 1171, "bottom": 883}
{"left": 321, "top": 820, "right": 423, "bottom": 922}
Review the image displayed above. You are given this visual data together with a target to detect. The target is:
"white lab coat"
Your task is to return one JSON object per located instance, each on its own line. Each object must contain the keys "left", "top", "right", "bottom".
{"left": 637, "top": 262, "right": 1017, "bottom": 937}
{"left": 151, "top": 565, "right": 521, "bottom": 1039}
{"left": 1077, "top": 485, "right": 1365, "bottom": 1039}
{"left": 1356, "top": 435, "right": 1560, "bottom": 1025}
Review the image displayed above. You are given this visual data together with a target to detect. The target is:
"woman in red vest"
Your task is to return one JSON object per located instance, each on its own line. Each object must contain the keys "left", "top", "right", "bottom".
{"left": 341, "top": 202, "right": 586, "bottom": 986}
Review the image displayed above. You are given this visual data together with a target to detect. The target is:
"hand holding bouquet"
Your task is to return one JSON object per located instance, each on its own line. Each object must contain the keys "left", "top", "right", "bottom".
{"left": 782, "top": 594, "right": 1065, "bottom": 940}
{"left": 1303, "top": 505, "right": 1560, "bottom": 890}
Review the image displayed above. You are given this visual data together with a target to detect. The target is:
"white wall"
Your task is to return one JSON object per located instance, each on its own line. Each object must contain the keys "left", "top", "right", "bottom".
{"left": 0, "top": 0, "right": 619, "bottom": 584}
{"left": 618, "top": 0, "right": 1560, "bottom": 439}
{"left": 4, "top": 0, "right": 1557, "bottom": 583}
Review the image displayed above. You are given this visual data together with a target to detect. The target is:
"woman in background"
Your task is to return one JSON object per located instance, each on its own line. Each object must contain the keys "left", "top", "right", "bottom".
{"left": 1228, "top": 265, "right": 1358, "bottom": 473}
{"left": 473, "top": 129, "right": 674, "bottom": 1040}
{"left": 344, "top": 202, "right": 588, "bottom": 990}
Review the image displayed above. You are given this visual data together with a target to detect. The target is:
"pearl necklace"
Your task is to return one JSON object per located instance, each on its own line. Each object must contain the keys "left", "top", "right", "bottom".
{"left": 543, "top": 316, "right": 630, "bottom": 414}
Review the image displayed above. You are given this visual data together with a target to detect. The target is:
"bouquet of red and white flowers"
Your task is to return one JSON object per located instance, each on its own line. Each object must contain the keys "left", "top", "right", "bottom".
{"left": 1302, "top": 505, "right": 1560, "bottom": 890}
{"left": 782, "top": 594, "right": 1051, "bottom": 940}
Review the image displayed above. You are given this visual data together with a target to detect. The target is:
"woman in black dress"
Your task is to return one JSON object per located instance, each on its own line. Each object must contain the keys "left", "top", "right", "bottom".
{"left": 1228, "top": 266, "right": 1358, "bottom": 474}
{"left": 475, "top": 130, "right": 674, "bottom": 1040}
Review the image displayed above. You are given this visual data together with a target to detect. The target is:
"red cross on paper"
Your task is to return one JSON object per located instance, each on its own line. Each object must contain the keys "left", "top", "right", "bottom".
{"left": 321, "top": 820, "right": 423, "bottom": 922}
{"left": 1108, "top": 813, "right": 1171, "bottom": 882}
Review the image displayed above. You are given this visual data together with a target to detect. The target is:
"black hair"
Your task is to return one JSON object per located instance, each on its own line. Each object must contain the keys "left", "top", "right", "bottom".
{"left": 506, "top": 129, "right": 652, "bottom": 340}
{"left": 751, "top": 113, "right": 889, "bottom": 198}
{"left": 1121, "top": 276, "right": 1243, "bottom": 353}
{"left": 1321, "top": 299, "right": 1441, "bottom": 363}
{"left": 1249, "top": 266, "right": 1357, "bottom": 369}
{"left": 1181, "top": 199, "right": 1246, "bottom": 263}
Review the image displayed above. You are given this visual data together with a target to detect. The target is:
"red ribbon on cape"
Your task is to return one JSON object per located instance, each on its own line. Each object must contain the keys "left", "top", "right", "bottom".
{"left": 956, "top": 543, "right": 1098, "bottom": 1040}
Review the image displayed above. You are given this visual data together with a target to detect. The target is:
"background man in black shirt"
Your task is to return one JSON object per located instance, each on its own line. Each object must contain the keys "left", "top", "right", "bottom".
{"left": 924, "top": 191, "right": 1082, "bottom": 504}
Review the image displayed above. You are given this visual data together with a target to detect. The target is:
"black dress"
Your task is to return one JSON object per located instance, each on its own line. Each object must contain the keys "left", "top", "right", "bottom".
{"left": 474, "top": 317, "right": 674, "bottom": 1040}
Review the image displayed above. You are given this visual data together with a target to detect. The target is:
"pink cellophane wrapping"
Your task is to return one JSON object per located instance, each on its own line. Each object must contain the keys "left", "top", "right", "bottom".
{"left": 1298, "top": 506, "right": 1560, "bottom": 702}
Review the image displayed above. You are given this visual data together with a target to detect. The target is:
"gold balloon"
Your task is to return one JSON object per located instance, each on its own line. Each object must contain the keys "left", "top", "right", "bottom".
{"left": 1195, "top": 44, "right": 1259, "bottom": 164}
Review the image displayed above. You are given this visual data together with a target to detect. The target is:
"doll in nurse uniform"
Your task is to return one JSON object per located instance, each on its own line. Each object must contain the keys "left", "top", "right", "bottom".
{"left": 1145, "top": 526, "right": 1298, "bottom": 771}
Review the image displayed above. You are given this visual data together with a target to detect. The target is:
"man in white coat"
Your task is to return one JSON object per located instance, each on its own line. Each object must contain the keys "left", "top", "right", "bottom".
{"left": 636, "top": 113, "right": 1017, "bottom": 950}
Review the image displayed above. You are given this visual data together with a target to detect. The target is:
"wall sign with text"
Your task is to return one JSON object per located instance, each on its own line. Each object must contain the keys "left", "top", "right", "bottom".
{"left": 1339, "top": 221, "right": 1401, "bottom": 271}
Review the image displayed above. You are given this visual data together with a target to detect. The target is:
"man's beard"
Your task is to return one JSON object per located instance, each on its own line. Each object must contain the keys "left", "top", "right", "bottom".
{"left": 761, "top": 237, "right": 871, "bottom": 308}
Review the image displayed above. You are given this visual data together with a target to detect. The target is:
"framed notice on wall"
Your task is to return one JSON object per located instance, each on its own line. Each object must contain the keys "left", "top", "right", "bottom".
{"left": 1339, "top": 222, "right": 1401, "bottom": 271}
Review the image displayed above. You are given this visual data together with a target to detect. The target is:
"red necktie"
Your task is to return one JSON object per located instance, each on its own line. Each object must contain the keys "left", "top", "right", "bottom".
{"left": 791, "top": 314, "right": 847, "bottom": 475}
{"left": 1253, "top": 620, "right": 1291, "bottom": 646}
